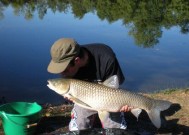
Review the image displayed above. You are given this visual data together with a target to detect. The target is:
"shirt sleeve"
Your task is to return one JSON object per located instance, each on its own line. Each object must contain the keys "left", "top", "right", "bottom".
{"left": 104, "top": 56, "right": 125, "bottom": 85}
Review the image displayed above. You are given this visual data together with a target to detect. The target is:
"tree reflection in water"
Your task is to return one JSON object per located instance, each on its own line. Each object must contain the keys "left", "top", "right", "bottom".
{"left": 0, "top": 0, "right": 189, "bottom": 47}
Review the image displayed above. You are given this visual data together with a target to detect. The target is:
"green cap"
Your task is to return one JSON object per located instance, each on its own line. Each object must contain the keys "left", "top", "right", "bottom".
{"left": 47, "top": 38, "right": 80, "bottom": 74}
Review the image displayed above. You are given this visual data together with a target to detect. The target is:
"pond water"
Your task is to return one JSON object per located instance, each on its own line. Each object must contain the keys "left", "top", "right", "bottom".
{"left": 0, "top": 1, "right": 189, "bottom": 104}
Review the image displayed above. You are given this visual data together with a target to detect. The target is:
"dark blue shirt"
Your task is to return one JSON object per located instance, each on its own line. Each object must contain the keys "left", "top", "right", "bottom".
{"left": 74, "top": 44, "right": 125, "bottom": 85}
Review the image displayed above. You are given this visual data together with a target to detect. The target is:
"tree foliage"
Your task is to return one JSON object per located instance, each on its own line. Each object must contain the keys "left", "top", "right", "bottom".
{"left": 0, "top": 0, "right": 188, "bottom": 47}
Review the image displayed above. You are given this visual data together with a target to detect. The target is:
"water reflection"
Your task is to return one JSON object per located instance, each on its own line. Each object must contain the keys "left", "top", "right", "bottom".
{"left": 0, "top": 0, "right": 189, "bottom": 104}
{"left": 0, "top": 0, "right": 189, "bottom": 47}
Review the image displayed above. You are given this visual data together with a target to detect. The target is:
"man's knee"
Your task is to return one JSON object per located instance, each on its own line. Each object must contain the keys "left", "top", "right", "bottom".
{"left": 69, "top": 105, "right": 98, "bottom": 131}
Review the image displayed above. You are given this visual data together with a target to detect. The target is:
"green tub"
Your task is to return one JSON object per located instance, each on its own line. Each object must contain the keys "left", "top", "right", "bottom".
{"left": 0, "top": 102, "right": 42, "bottom": 135}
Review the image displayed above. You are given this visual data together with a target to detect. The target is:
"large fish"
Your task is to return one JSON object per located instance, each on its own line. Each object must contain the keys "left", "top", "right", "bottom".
{"left": 47, "top": 75, "right": 172, "bottom": 128}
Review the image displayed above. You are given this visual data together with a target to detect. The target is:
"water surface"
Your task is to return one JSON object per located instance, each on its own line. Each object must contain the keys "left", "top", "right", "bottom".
{"left": 0, "top": 1, "right": 189, "bottom": 104}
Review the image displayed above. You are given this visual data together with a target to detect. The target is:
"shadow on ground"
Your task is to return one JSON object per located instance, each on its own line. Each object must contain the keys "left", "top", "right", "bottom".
{"left": 35, "top": 103, "right": 189, "bottom": 135}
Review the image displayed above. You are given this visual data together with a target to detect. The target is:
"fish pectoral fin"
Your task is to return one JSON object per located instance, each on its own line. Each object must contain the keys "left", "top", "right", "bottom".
{"left": 98, "top": 111, "right": 110, "bottom": 123}
{"left": 69, "top": 96, "right": 93, "bottom": 110}
{"left": 102, "top": 75, "right": 119, "bottom": 89}
{"left": 131, "top": 108, "right": 142, "bottom": 121}
{"left": 147, "top": 109, "right": 161, "bottom": 128}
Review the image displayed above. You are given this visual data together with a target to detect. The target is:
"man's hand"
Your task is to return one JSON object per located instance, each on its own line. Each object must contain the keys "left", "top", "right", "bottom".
{"left": 120, "top": 105, "right": 133, "bottom": 112}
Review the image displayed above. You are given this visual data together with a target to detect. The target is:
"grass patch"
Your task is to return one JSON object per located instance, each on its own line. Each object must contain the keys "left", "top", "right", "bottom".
{"left": 154, "top": 88, "right": 189, "bottom": 95}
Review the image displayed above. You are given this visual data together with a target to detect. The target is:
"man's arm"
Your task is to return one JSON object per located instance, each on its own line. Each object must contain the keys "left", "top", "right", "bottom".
{"left": 105, "top": 57, "right": 125, "bottom": 85}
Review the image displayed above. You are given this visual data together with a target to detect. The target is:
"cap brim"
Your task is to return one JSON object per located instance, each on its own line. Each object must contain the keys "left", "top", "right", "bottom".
{"left": 47, "top": 59, "right": 71, "bottom": 74}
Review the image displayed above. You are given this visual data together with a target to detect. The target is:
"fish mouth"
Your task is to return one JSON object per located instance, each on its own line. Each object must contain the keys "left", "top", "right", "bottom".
{"left": 47, "top": 80, "right": 51, "bottom": 84}
{"left": 47, "top": 80, "right": 50, "bottom": 87}
{"left": 47, "top": 80, "right": 55, "bottom": 91}
{"left": 47, "top": 80, "right": 65, "bottom": 95}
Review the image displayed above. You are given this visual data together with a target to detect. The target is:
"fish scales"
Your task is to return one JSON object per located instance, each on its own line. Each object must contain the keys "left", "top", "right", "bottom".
{"left": 47, "top": 76, "right": 172, "bottom": 128}
{"left": 69, "top": 79, "right": 153, "bottom": 112}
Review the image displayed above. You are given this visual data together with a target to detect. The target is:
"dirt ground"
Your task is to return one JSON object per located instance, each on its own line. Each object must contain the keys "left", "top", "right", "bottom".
{"left": 0, "top": 89, "right": 189, "bottom": 135}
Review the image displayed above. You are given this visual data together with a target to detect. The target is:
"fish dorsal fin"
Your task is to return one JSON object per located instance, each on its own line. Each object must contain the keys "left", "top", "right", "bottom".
{"left": 131, "top": 108, "right": 142, "bottom": 121}
{"left": 102, "top": 75, "right": 119, "bottom": 89}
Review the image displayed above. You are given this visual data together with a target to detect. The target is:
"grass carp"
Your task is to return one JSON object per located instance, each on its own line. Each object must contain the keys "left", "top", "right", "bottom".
{"left": 47, "top": 75, "right": 172, "bottom": 128}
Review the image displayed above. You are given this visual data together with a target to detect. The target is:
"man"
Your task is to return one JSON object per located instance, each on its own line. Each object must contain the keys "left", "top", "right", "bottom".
{"left": 47, "top": 38, "right": 132, "bottom": 131}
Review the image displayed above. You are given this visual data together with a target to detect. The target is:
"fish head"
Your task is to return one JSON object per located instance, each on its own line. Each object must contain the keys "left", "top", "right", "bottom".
{"left": 47, "top": 78, "right": 70, "bottom": 95}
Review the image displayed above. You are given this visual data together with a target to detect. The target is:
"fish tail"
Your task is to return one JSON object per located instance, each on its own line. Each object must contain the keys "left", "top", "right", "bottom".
{"left": 147, "top": 100, "right": 172, "bottom": 128}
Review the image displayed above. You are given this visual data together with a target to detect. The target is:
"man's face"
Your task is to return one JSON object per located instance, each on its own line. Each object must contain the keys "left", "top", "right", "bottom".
{"left": 60, "top": 64, "right": 79, "bottom": 78}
